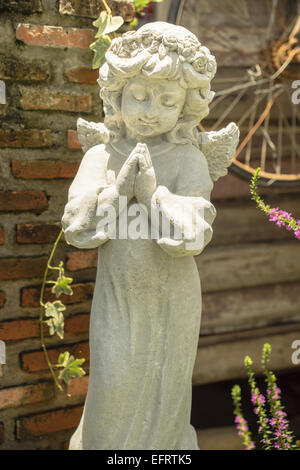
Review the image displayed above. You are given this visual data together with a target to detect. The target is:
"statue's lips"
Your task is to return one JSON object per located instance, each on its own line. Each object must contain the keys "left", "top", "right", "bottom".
{"left": 138, "top": 119, "right": 159, "bottom": 126}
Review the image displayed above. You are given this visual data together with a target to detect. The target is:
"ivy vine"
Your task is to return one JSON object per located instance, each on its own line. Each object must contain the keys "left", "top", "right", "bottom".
{"left": 90, "top": 0, "right": 163, "bottom": 69}
{"left": 40, "top": 229, "right": 85, "bottom": 394}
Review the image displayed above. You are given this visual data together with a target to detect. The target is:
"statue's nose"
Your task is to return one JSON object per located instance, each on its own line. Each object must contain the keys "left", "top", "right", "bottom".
{"left": 145, "top": 100, "right": 158, "bottom": 121}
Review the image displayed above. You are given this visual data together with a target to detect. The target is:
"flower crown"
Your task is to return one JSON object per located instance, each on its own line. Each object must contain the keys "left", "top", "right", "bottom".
{"left": 108, "top": 27, "right": 217, "bottom": 81}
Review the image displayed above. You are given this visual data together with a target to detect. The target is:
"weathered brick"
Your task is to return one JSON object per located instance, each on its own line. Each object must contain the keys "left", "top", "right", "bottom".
{"left": 0, "top": 291, "right": 6, "bottom": 308}
{"left": 20, "top": 89, "right": 92, "bottom": 113}
{"left": 0, "top": 56, "right": 50, "bottom": 82}
{"left": 17, "top": 224, "right": 61, "bottom": 244}
{"left": 0, "top": 0, "right": 42, "bottom": 13}
{"left": 16, "top": 24, "right": 94, "bottom": 49}
{"left": 16, "top": 405, "right": 83, "bottom": 439}
{"left": 59, "top": 0, "right": 135, "bottom": 22}
{"left": 0, "top": 257, "right": 47, "bottom": 281}
{"left": 0, "top": 313, "right": 89, "bottom": 342}
{"left": 65, "top": 313, "right": 90, "bottom": 335}
{"left": 0, "top": 382, "right": 53, "bottom": 410}
{"left": 0, "top": 129, "right": 52, "bottom": 148}
{"left": 12, "top": 160, "right": 79, "bottom": 179}
{"left": 0, "top": 227, "right": 4, "bottom": 244}
{"left": 21, "top": 282, "right": 94, "bottom": 308}
{"left": 21, "top": 341, "right": 89, "bottom": 372}
{"left": 0, "top": 191, "right": 48, "bottom": 212}
{"left": 67, "top": 375, "right": 89, "bottom": 397}
{"left": 66, "top": 250, "right": 98, "bottom": 271}
{"left": 0, "top": 423, "right": 4, "bottom": 444}
{"left": 65, "top": 66, "right": 98, "bottom": 85}
{"left": 0, "top": 318, "right": 40, "bottom": 341}
{"left": 67, "top": 129, "right": 82, "bottom": 149}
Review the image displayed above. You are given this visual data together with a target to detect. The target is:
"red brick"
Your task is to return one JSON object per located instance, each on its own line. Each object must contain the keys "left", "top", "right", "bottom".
{"left": 0, "top": 313, "right": 89, "bottom": 342}
{"left": 16, "top": 405, "right": 83, "bottom": 439}
{"left": 16, "top": 24, "right": 94, "bottom": 49}
{"left": 0, "top": 382, "right": 53, "bottom": 410}
{"left": 0, "top": 0, "right": 42, "bottom": 13}
{"left": 65, "top": 313, "right": 90, "bottom": 335}
{"left": 12, "top": 160, "right": 79, "bottom": 179}
{"left": 0, "top": 291, "right": 6, "bottom": 308}
{"left": 0, "top": 423, "right": 3, "bottom": 444}
{"left": 0, "top": 227, "right": 4, "bottom": 244}
{"left": 21, "top": 282, "right": 94, "bottom": 308}
{"left": 21, "top": 341, "right": 89, "bottom": 372}
{"left": 0, "top": 129, "right": 52, "bottom": 148}
{"left": 66, "top": 250, "right": 98, "bottom": 271}
{"left": 67, "top": 375, "right": 89, "bottom": 397}
{"left": 0, "top": 57, "right": 50, "bottom": 82}
{"left": 0, "top": 318, "right": 39, "bottom": 341}
{"left": 0, "top": 191, "right": 48, "bottom": 212}
{"left": 59, "top": 0, "right": 135, "bottom": 22}
{"left": 0, "top": 257, "right": 47, "bottom": 281}
{"left": 20, "top": 89, "right": 92, "bottom": 113}
{"left": 17, "top": 223, "right": 61, "bottom": 244}
{"left": 67, "top": 129, "right": 81, "bottom": 149}
{"left": 65, "top": 66, "right": 98, "bottom": 85}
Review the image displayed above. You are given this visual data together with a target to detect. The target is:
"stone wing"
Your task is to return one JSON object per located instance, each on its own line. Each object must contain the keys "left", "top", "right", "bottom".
{"left": 77, "top": 117, "right": 109, "bottom": 153}
{"left": 198, "top": 122, "right": 240, "bottom": 182}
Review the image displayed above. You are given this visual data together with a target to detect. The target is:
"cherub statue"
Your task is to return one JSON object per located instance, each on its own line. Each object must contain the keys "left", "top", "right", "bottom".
{"left": 62, "top": 21, "right": 239, "bottom": 450}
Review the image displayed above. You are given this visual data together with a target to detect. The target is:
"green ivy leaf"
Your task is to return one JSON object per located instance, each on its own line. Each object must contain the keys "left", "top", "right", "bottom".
{"left": 98, "top": 16, "right": 124, "bottom": 37}
{"left": 45, "top": 301, "right": 65, "bottom": 339}
{"left": 92, "top": 10, "right": 109, "bottom": 35}
{"left": 51, "top": 275, "right": 73, "bottom": 297}
{"left": 57, "top": 351, "right": 86, "bottom": 385}
{"left": 90, "top": 36, "right": 111, "bottom": 69}
{"left": 129, "top": 17, "right": 138, "bottom": 29}
{"left": 93, "top": 11, "right": 124, "bottom": 37}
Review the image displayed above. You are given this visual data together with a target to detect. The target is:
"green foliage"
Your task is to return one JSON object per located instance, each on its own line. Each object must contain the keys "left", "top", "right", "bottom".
{"left": 39, "top": 229, "right": 86, "bottom": 394}
{"left": 51, "top": 262, "right": 73, "bottom": 297}
{"left": 90, "top": 35, "right": 112, "bottom": 69}
{"left": 133, "top": 0, "right": 163, "bottom": 16}
{"left": 90, "top": 0, "right": 165, "bottom": 68}
{"left": 44, "top": 301, "right": 65, "bottom": 339}
{"left": 90, "top": 5, "right": 125, "bottom": 70}
{"left": 57, "top": 351, "right": 86, "bottom": 385}
{"left": 93, "top": 11, "right": 124, "bottom": 36}
{"left": 232, "top": 343, "right": 299, "bottom": 450}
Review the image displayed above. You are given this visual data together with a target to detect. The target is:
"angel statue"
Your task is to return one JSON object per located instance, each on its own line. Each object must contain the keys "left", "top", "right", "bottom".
{"left": 62, "top": 21, "right": 239, "bottom": 450}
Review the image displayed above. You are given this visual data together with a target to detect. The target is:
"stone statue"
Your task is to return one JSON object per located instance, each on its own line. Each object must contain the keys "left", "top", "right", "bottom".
{"left": 62, "top": 21, "right": 239, "bottom": 450}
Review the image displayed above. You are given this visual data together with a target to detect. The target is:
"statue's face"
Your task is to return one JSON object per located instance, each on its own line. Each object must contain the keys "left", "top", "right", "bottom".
{"left": 121, "top": 75, "right": 186, "bottom": 138}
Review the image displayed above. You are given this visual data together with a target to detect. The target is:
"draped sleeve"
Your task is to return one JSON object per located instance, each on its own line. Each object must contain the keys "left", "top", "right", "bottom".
{"left": 148, "top": 146, "right": 216, "bottom": 258}
{"left": 61, "top": 144, "right": 120, "bottom": 249}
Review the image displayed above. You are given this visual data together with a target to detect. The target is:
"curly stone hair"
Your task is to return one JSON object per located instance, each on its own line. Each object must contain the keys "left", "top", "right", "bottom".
{"left": 98, "top": 22, "right": 217, "bottom": 147}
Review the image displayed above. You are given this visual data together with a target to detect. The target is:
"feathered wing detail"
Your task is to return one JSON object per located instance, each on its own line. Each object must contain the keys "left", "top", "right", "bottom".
{"left": 77, "top": 118, "right": 110, "bottom": 153}
{"left": 198, "top": 122, "right": 240, "bottom": 182}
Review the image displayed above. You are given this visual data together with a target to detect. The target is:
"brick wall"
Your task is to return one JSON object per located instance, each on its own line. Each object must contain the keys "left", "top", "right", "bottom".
{"left": 0, "top": 0, "right": 134, "bottom": 450}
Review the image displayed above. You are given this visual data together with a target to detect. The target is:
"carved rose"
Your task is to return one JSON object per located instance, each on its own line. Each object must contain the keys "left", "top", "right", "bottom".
{"left": 192, "top": 55, "right": 207, "bottom": 73}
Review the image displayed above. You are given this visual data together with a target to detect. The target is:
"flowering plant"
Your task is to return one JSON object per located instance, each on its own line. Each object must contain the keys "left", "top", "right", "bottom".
{"left": 232, "top": 343, "right": 299, "bottom": 450}
{"left": 250, "top": 167, "right": 300, "bottom": 240}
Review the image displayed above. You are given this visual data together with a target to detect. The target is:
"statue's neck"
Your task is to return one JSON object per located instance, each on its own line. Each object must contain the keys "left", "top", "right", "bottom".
{"left": 109, "top": 136, "right": 176, "bottom": 158}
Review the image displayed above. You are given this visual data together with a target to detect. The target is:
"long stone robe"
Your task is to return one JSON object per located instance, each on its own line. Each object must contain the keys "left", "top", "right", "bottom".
{"left": 62, "top": 139, "right": 215, "bottom": 450}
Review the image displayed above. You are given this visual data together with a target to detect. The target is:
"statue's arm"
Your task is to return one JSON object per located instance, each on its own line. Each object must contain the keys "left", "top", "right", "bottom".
{"left": 62, "top": 144, "right": 132, "bottom": 249}
{"left": 138, "top": 146, "right": 216, "bottom": 258}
